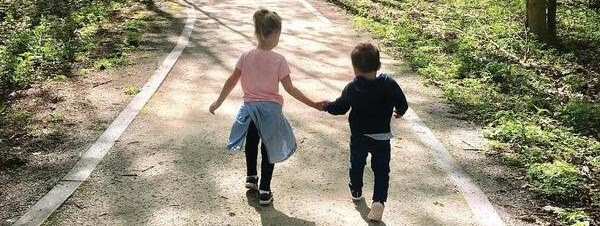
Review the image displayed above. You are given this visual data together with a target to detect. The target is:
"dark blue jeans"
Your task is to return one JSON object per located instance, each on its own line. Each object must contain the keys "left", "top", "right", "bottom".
{"left": 245, "top": 121, "right": 274, "bottom": 191}
{"left": 349, "top": 135, "right": 391, "bottom": 203}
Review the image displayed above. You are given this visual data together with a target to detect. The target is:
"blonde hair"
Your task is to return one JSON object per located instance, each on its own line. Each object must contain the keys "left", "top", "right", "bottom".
{"left": 253, "top": 8, "right": 282, "bottom": 43}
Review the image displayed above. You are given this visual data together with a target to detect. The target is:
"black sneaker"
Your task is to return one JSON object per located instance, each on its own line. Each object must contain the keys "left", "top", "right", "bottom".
{"left": 245, "top": 176, "right": 258, "bottom": 190}
{"left": 259, "top": 190, "right": 273, "bottom": 206}
{"left": 351, "top": 189, "right": 363, "bottom": 201}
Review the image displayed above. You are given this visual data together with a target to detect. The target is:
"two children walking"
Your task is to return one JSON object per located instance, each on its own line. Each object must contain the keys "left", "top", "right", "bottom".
{"left": 209, "top": 8, "right": 408, "bottom": 222}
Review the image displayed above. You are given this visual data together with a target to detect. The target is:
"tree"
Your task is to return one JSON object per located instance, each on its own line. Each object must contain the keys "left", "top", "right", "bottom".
{"left": 526, "top": 0, "right": 557, "bottom": 43}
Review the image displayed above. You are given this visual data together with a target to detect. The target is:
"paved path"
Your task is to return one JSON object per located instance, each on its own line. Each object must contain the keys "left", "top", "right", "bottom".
{"left": 36, "top": 0, "right": 509, "bottom": 225}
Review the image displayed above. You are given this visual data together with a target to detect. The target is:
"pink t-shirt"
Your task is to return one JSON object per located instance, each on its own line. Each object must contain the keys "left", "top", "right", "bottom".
{"left": 236, "top": 49, "right": 291, "bottom": 105}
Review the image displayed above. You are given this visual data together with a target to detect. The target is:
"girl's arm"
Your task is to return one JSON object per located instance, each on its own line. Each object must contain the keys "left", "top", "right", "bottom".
{"left": 209, "top": 68, "right": 242, "bottom": 114}
{"left": 281, "top": 75, "right": 322, "bottom": 110}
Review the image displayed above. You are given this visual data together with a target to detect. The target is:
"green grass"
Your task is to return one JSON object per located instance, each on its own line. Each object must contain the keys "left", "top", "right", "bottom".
{"left": 330, "top": 0, "right": 600, "bottom": 222}
{"left": 0, "top": 0, "right": 158, "bottom": 168}
{"left": 556, "top": 208, "right": 592, "bottom": 226}
{"left": 90, "top": 120, "right": 108, "bottom": 131}
{"left": 0, "top": 0, "right": 153, "bottom": 92}
{"left": 527, "top": 161, "right": 583, "bottom": 201}
{"left": 49, "top": 113, "right": 64, "bottom": 123}
{"left": 123, "top": 85, "right": 142, "bottom": 95}
{"left": 122, "top": 19, "right": 145, "bottom": 47}
{"left": 93, "top": 56, "right": 129, "bottom": 70}
{"left": 50, "top": 75, "right": 69, "bottom": 82}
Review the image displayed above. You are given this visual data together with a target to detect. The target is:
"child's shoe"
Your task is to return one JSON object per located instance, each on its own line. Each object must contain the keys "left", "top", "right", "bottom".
{"left": 367, "top": 202, "right": 384, "bottom": 221}
{"left": 350, "top": 189, "right": 363, "bottom": 201}
{"left": 258, "top": 190, "right": 273, "bottom": 206}
{"left": 245, "top": 176, "right": 258, "bottom": 190}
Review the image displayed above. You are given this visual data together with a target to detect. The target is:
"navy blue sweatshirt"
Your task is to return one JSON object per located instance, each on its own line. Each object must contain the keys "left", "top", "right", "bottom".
{"left": 324, "top": 74, "right": 408, "bottom": 135}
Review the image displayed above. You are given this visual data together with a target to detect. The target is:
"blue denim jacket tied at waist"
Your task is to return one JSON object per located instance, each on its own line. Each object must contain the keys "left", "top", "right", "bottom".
{"left": 227, "top": 101, "right": 297, "bottom": 164}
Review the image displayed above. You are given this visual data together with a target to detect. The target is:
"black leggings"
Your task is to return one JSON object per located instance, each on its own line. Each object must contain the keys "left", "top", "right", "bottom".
{"left": 349, "top": 135, "right": 391, "bottom": 203}
{"left": 245, "top": 121, "right": 274, "bottom": 191}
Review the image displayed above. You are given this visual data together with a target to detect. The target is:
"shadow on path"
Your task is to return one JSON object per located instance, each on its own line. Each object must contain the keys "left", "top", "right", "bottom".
{"left": 245, "top": 190, "right": 316, "bottom": 226}
{"left": 354, "top": 199, "right": 388, "bottom": 226}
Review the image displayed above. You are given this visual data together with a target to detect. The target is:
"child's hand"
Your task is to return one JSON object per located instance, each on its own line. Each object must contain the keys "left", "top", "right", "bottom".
{"left": 394, "top": 111, "right": 403, "bottom": 118}
{"left": 311, "top": 102, "right": 323, "bottom": 111}
{"left": 315, "top": 101, "right": 330, "bottom": 111}
{"left": 209, "top": 101, "right": 221, "bottom": 114}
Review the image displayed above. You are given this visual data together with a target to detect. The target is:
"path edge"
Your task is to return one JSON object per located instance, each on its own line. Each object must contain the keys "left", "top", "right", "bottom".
{"left": 404, "top": 108, "right": 506, "bottom": 226}
{"left": 12, "top": 3, "right": 198, "bottom": 226}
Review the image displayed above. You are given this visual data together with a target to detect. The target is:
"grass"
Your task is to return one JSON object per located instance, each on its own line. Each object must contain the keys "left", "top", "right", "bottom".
{"left": 527, "top": 161, "right": 583, "bottom": 201}
{"left": 327, "top": 0, "right": 599, "bottom": 223}
{"left": 90, "top": 120, "right": 109, "bottom": 131}
{"left": 50, "top": 75, "right": 69, "bottom": 82}
{"left": 556, "top": 208, "right": 593, "bottom": 226}
{"left": 0, "top": 0, "right": 161, "bottom": 168}
{"left": 0, "top": 0, "right": 154, "bottom": 92}
{"left": 49, "top": 113, "right": 64, "bottom": 123}
{"left": 123, "top": 85, "right": 142, "bottom": 95}
{"left": 93, "top": 56, "right": 129, "bottom": 70}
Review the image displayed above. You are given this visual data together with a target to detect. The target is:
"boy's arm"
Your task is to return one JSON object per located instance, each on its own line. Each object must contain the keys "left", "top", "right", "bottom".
{"left": 390, "top": 79, "right": 408, "bottom": 118}
{"left": 324, "top": 85, "right": 351, "bottom": 115}
{"left": 281, "top": 75, "right": 323, "bottom": 110}
{"left": 209, "top": 68, "right": 241, "bottom": 114}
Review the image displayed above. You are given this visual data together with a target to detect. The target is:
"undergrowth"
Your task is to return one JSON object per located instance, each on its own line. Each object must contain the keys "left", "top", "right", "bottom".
{"left": 0, "top": 0, "right": 152, "bottom": 93}
{"left": 326, "top": 0, "right": 599, "bottom": 224}
{"left": 0, "top": 0, "right": 156, "bottom": 168}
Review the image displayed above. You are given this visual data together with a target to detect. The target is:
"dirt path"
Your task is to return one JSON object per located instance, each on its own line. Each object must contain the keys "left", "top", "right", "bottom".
{"left": 38, "top": 0, "right": 533, "bottom": 225}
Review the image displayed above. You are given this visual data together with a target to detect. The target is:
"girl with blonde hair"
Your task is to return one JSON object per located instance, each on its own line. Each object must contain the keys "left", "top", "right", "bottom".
{"left": 210, "top": 8, "right": 322, "bottom": 206}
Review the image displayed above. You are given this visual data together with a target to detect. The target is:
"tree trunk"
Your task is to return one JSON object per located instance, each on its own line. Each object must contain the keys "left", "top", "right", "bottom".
{"left": 548, "top": 0, "right": 557, "bottom": 41}
{"left": 526, "top": 0, "right": 557, "bottom": 43}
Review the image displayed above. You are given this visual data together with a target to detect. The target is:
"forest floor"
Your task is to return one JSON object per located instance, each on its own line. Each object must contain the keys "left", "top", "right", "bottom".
{"left": 0, "top": 0, "right": 570, "bottom": 225}
{"left": 0, "top": 0, "right": 187, "bottom": 224}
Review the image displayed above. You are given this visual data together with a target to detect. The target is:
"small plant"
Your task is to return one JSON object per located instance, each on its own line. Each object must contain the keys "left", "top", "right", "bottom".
{"left": 166, "top": 0, "right": 183, "bottom": 11}
{"left": 555, "top": 208, "right": 591, "bottom": 226}
{"left": 49, "top": 113, "right": 64, "bottom": 122}
{"left": 124, "top": 85, "right": 141, "bottom": 95}
{"left": 486, "top": 140, "right": 511, "bottom": 152}
{"left": 0, "top": 104, "right": 7, "bottom": 116}
{"left": 9, "top": 110, "right": 32, "bottom": 127}
{"left": 93, "top": 56, "right": 128, "bottom": 70}
{"left": 123, "top": 30, "right": 142, "bottom": 47}
{"left": 561, "top": 99, "right": 600, "bottom": 136}
{"left": 51, "top": 75, "right": 68, "bottom": 82}
{"left": 134, "top": 11, "right": 153, "bottom": 21}
{"left": 526, "top": 161, "right": 582, "bottom": 201}
{"left": 122, "top": 19, "right": 144, "bottom": 47}
{"left": 90, "top": 121, "right": 108, "bottom": 131}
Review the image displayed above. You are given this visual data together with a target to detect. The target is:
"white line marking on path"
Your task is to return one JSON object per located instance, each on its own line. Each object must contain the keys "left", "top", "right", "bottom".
{"left": 297, "top": 0, "right": 332, "bottom": 26}
{"left": 404, "top": 108, "right": 506, "bottom": 226}
{"left": 12, "top": 3, "right": 198, "bottom": 226}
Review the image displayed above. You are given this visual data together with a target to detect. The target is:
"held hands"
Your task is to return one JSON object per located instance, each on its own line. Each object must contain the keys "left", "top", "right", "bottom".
{"left": 314, "top": 101, "right": 330, "bottom": 111}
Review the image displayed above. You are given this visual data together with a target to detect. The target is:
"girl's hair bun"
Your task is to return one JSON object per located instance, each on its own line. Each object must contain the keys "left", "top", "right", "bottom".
{"left": 253, "top": 8, "right": 282, "bottom": 41}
